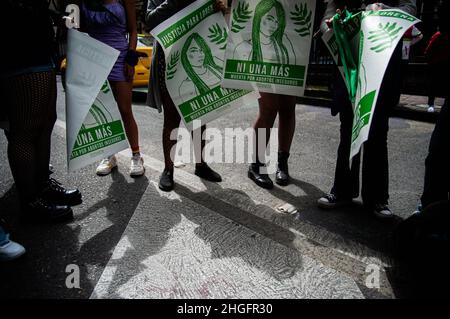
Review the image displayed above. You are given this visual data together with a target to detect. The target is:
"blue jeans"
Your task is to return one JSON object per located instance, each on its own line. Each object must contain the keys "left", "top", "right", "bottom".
{"left": 0, "top": 226, "right": 9, "bottom": 246}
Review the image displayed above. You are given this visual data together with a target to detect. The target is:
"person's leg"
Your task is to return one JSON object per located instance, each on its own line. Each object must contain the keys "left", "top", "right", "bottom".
{"left": 35, "top": 71, "right": 57, "bottom": 186}
{"left": 158, "top": 92, "right": 181, "bottom": 191}
{"left": 318, "top": 72, "right": 360, "bottom": 209}
{"left": 3, "top": 72, "right": 51, "bottom": 203}
{"left": 276, "top": 95, "right": 296, "bottom": 185}
{"left": 161, "top": 92, "right": 182, "bottom": 171}
{"left": 192, "top": 124, "right": 222, "bottom": 182}
{"left": 427, "top": 64, "right": 436, "bottom": 108}
{"left": 253, "top": 93, "right": 280, "bottom": 162}
{"left": 248, "top": 93, "right": 280, "bottom": 189}
{"left": 110, "top": 80, "right": 144, "bottom": 176}
{"left": 361, "top": 45, "right": 402, "bottom": 217}
{"left": 421, "top": 100, "right": 449, "bottom": 208}
{"left": 277, "top": 96, "right": 297, "bottom": 153}
{"left": 361, "top": 101, "right": 390, "bottom": 209}
{"left": 2, "top": 72, "right": 74, "bottom": 221}
{"left": 110, "top": 81, "right": 140, "bottom": 152}
{"left": 331, "top": 103, "right": 361, "bottom": 198}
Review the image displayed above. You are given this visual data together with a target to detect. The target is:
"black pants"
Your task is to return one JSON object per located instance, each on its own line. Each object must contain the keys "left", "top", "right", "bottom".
{"left": 421, "top": 100, "right": 449, "bottom": 208}
{"left": 331, "top": 45, "right": 402, "bottom": 206}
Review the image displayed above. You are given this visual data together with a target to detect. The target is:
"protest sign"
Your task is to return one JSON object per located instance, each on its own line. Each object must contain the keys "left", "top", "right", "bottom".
{"left": 151, "top": 0, "right": 258, "bottom": 130}
{"left": 65, "top": 29, "right": 128, "bottom": 171}
{"left": 222, "top": 0, "right": 316, "bottom": 96}
{"left": 323, "top": 9, "right": 420, "bottom": 159}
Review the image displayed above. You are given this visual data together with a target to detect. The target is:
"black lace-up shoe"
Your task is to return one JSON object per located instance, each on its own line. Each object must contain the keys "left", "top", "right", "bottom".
{"left": 40, "top": 178, "right": 82, "bottom": 206}
{"left": 275, "top": 151, "right": 290, "bottom": 186}
{"left": 22, "top": 198, "right": 74, "bottom": 223}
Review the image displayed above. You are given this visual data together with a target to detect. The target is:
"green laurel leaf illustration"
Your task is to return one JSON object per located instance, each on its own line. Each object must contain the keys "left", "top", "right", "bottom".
{"left": 290, "top": 2, "right": 312, "bottom": 37}
{"left": 208, "top": 23, "right": 228, "bottom": 50}
{"left": 166, "top": 51, "right": 180, "bottom": 80}
{"left": 231, "top": 1, "right": 252, "bottom": 33}
{"left": 368, "top": 22, "right": 403, "bottom": 53}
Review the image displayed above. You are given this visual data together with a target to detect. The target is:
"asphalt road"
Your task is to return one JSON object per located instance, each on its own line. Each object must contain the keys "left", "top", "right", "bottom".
{"left": 0, "top": 77, "right": 435, "bottom": 299}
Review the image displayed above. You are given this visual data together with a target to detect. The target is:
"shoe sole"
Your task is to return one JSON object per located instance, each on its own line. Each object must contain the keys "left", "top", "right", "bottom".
{"left": 63, "top": 197, "right": 83, "bottom": 207}
{"left": 195, "top": 172, "right": 222, "bottom": 183}
{"left": 248, "top": 172, "right": 274, "bottom": 190}
{"left": 275, "top": 178, "right": 289, "bottom": 186}
{"left": 373, "top": 211, "right": 394, "bottom": 219}
{"left": 158, "top": 184, "right": 174, "bottom": 192}
{"left": 130, "top": 169, "right": 146, "bottom": 178}
{"left": 96, "top": 165, "right": 118, "bottom": 176}
{"left": 0, "top": 249, "right": 26, "bottom": 262}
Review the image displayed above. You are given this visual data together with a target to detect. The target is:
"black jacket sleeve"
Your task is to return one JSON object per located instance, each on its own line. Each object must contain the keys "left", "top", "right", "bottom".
{"left": 145, "top": 0, "right": 187, "bottom": 31}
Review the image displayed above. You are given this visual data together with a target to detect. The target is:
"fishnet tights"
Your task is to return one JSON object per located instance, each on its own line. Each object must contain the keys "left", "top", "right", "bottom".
{"left": 1, "top": 71, "right": 57, "bottom": 203}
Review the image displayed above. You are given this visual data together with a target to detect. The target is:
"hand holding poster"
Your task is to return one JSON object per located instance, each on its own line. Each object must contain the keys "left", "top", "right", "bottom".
{"left": 323, "top": 9, "right": 420, "bottom": 159}
{"left": 65, "top": 29, "right": 128, "bottom": 171}
{"left": 150, "top": 0, "right": 258, "bottom": 130}
{"left": 222, "top": 0, "right": 316, "bottom": 96}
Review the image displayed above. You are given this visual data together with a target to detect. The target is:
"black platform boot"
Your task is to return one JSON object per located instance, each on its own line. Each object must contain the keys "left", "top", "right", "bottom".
{"left": 159, "top": 168, "right": 175, "bottom": 192}
{"left": 275, "top": 151, "right": 290, "bottom": 186}
{"left": 40, "top": 178, "right": 82, "bottom": 206}
{"left": 248, "top": 162, "right": 274, "bottom": 189}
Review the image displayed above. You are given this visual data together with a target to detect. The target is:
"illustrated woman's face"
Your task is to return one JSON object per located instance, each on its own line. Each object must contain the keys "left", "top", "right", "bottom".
{"left": 187, "top": 40, "right": 205, "bottom": 67}
{"left": 261, "top": 7, "right": 279, "bottom": 37}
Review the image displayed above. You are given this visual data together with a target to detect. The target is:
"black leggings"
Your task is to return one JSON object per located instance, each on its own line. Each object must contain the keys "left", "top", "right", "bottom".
{"left": 1, "top": 71, "right": 57, "bottom": 204}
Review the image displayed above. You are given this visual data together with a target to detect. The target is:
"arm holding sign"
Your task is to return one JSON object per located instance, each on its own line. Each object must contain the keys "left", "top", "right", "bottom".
{"left": 321, "top": 0, "right": 417, "bottom": 34}
{"left": 365, "top": 1, "right": 416, "bottom": 16}
{"left": 146, "top": 0, "right": 225, "bottom": 30}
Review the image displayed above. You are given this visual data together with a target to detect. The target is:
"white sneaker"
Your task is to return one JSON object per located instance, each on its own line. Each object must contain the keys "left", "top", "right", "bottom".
{"left": 427, "top": 105, "right": 435, "bottom": 113}
{"left": 0, "top": 240, "right": 26, "bottom": 261}
{"left": 96, "top": 155, "right": 117, "bottom": 176}
{"left": 130, "top": 155, "right": 145, "bottom": 177}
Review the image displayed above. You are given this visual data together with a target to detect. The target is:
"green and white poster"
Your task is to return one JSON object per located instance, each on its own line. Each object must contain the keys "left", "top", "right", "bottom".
{"left": 151, "top": 0, "right": 258, "bottom": 130}
{"left": 222, "top": 0, "right": 316, "bottom": 96}
{"left": 323, "top": 9, "right": 420, "bottom": 159}
{"left": 66, "top": 29, "right": 128, "bottom": 171}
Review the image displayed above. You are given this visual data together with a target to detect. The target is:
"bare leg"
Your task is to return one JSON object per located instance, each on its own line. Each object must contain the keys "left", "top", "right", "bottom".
{"left": 110, "top": 81, "right": 140, "bottom": 153}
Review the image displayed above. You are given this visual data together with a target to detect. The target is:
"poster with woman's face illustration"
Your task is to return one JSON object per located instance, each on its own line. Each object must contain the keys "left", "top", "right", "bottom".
{"left": 222, "top": 0, "right": 316, "bottom": 96}
{"left": 151, "top": 0, "right": 258, "bottom": 130}
{"left": 179, "top": 33, "right": 223, "bottom": 102}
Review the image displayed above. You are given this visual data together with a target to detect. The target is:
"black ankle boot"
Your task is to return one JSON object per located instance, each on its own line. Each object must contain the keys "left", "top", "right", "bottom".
{"left": 248, "top": 163, "right": 274, "bottom": 189}
{"left": 195, "top": 164, "right": 222, "bottom": 182}
{"left": 159, "top": 168, "right": 175, "bottom": 192}
{"left": 22, "top": 198, "right": 74, "bottom": 224}
{"left": 40, "top": 178, "right": 82, "bottom": 206}
{"left": 275, "top": 151, "right": 290, "bottom": 186}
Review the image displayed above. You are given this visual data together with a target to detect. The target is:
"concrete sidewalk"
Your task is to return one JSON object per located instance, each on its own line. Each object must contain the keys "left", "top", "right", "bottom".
{"left": 0, "top": 77, "right": 435, "bottom": 299}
